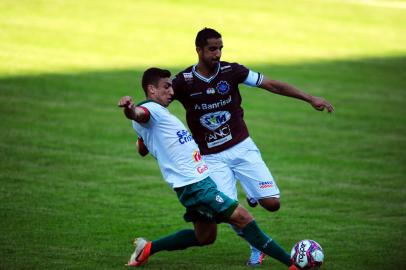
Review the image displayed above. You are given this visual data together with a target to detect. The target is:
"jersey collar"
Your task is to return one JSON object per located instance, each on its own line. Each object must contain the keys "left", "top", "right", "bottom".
{"left": 192, "top": 63, "right": 220, "bottom": 83}
{"left": 137, "top": 99, "right": 165, "bottom": 108}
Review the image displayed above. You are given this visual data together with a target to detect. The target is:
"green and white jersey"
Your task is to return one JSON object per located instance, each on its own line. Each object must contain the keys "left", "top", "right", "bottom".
{"left": 132, "top": 101, "right": 209, "bottom": 189}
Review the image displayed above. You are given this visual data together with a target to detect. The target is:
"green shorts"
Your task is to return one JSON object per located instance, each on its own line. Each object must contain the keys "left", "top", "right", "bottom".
{"left": 174, "top": 177, "right": 238, "bottom": 223}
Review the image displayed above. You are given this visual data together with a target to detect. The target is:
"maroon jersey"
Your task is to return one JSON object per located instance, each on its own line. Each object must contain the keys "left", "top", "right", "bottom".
{"left": 173, "top": 61, "right": 255, "bottom": 155}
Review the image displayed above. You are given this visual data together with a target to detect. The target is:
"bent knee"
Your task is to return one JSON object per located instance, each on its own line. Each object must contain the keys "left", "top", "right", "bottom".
{"left": 259, "top": 197, "right": 280, "bottom": 212}
{"left": 197, "top": 234, "right": 216, "bottom": 246}
{"left": 229, "top": 206, "right": 254, "bottom": 229}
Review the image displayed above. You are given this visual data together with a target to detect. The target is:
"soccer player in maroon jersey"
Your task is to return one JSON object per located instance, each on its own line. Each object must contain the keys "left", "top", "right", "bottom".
{"left": 171, "top": 28, "right": 333, "bottom": 266}
{"left": 122, "top": 68, "right": 299, "bottom": 270}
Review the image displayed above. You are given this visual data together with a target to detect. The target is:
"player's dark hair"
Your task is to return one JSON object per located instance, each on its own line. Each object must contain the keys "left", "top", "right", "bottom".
{"left": 195, "top": 28, "right": 222, "bottom": 48}
{"left": 141, "top": 67, "right": 171, "bottom": 96}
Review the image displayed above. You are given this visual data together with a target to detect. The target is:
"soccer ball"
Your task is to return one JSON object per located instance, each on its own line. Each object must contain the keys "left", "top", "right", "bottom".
{"left": 290, "top": 239, "right": 324, "bottom": 269}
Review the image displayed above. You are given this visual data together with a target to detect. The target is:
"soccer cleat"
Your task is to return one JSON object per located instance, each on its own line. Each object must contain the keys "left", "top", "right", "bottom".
{"left": 126, "top": 238, "right": 152, "bottom": 267}
{"left": 246, "top": 249, "right": 264, "bottom": 267}
{"left": 246, "top": 197, "right": 258, "bottom": 208}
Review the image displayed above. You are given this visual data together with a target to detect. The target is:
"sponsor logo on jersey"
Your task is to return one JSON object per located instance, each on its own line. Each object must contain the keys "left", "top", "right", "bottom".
{"left": 193, "top": 150, "right": 207, "bottom": 174}
{"left": 259, "top": 181, "right": 274, "bottom": 189}
{"left": 205, "top": 124, "right": 232, "bottom": 148}
{"left": 194, "top": 95, "right": 232, "bottom": 110}
{"left": 197, "top": 164, "right": 208, "bottom": 174}
{"left": 177, "top": 130, "right": 193, "bottom": 144}
{"left": 199, "top": 111, "right": 231, "bottom": 131}
{"left": 216, "top": 81, "right": 230, "bottom": 95}
{"left": 220, "top": 65, "right": 232, "bottom": 74}
{"left": 193, "top": 150, "right": 202, "bottom": 162}
{"left": 183, "top": 72, "right": 193, "bottom": 79}
{"left": 215, "top": 194, "right": 224, "bottom": 203}
{"left": 190, "top": 92, "right": 203, "bottom": 97}
{"left": 206, "top": 88, "right": 216, "bottom": 95}
{"left": 182, "top": 72, "right": 193, "bottom": 84}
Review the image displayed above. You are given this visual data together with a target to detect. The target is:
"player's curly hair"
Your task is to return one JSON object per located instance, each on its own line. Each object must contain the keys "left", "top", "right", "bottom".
{"left": 195, "top": 28, "right": 222, "bottom": 48}
{"left": 141, "top": 68, "right": 171, "bottom": 96}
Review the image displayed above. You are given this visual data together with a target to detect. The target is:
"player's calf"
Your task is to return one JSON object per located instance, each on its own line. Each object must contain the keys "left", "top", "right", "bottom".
{"left": 193, "top": 220, "right": 217, "bottom": 245}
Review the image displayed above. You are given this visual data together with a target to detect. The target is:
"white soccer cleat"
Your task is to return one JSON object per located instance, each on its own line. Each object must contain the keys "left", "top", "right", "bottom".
{"left": 246, "top": 247, "right": 265, "bottom": 267}
{"left": 126, "top": 238, "right": 152, "bottom": 267}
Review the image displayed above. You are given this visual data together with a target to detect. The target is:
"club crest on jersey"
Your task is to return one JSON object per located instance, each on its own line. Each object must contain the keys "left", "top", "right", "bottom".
{"left": 200, "top": 111, "right": 231, "bottom": 131}
{"left": 206, "top": 88, "right": 216, "bottom": 95}
{"left": 215, "top": 195, "right": 224, "bottom": 203}
{"left": 177, "top": 130, "right": 193, "bottom": 144}
{"left": 216, "top": 81, "right": 230, "bottom": 95}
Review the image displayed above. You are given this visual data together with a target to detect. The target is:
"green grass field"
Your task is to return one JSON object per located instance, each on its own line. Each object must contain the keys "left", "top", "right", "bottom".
{"left": 1, "top": 0, "right": 405, "bottom": 269}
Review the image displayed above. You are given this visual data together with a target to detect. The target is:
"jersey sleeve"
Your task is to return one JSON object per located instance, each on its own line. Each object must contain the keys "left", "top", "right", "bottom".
{"left": 231, "top": 63, "right": 263, "bottom": 87}
{"left": 138, "top": 102, "right": 163, "bottom": 124}
{"left": 231, "top": 63, "right": 251, "bottom": 84}
{"left": 136, "top": 106, "right": 151, "bottom": 123}
{"left": 131, "top": 105, "right": 152, "bottom": 133}
{"left": 172, "top": 73, "right": 184, "bottom": 101}
{"left": 243, "top": 70, "right": 264, "bottom": 87}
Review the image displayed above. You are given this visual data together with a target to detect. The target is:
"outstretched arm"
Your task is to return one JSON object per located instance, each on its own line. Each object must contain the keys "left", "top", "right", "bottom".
{"left": 117, "top": 96, "right": 150, "bottom": 122}
{"left": 118, "top": 96, "right": 150, "bottom": 156}
{"left": 259, "top": 77, "right": 334, "bottom": 113}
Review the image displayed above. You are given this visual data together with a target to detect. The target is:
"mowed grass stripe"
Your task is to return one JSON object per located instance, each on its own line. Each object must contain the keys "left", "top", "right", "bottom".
{"left": 1, "top": 0, "right": 406, "bottom": 269}
{"left": 1, "top": 56, "right": 406, "bottom": 269}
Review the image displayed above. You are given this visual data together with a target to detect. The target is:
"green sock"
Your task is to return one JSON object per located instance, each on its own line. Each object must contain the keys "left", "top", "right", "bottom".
{"left": 241, "top": 220, "right": 291, "bottom": 266}
{"left": 150, "top": 229, "right": 201, "bottom": 255}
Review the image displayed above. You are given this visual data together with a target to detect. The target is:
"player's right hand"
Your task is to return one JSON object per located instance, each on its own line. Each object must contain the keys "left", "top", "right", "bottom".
{"left": 118, "top": 96, "right": 134, "bottom": 109}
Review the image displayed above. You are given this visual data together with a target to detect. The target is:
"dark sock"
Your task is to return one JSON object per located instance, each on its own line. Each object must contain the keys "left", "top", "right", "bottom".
{"left": 150, "top": 229, "right": 201, "bottom": 255}
{"left": 241, "top": 220, "right": 291, "bottom": 266}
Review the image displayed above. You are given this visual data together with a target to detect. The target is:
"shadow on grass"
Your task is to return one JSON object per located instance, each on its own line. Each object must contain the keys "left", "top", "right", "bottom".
{"left": 1, "top": 55, "right": 405, "bottom": 156}
{"left": 0, "top": 55, "right": 405, "bottom": 270}
{"left": 1, "top": 54, "right": 405, "bottom": 107}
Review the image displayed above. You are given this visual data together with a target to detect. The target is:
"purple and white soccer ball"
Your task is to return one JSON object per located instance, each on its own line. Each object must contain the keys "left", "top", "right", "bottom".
{"left": 290, "top": 239, "right": 324, "bottom": 269}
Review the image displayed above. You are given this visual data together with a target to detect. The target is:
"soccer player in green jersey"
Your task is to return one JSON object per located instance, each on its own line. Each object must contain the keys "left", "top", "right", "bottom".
{"left": 119, "top": 67, "right": 298, "bottom": 269}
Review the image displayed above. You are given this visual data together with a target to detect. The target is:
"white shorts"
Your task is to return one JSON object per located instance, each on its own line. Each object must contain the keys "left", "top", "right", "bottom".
{"left": 204, "top": 137, "right": 280, "bottom": 201}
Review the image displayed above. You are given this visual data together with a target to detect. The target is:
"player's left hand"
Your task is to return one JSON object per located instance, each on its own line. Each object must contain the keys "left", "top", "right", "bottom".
{"left": 136, "top": 137, "right": 149, "bottom": 156}
{"left": 310, "top": 97, "right": 334, "bottom": 113}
